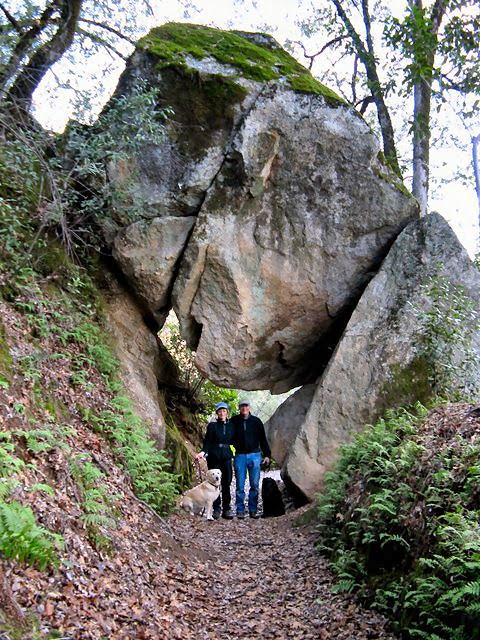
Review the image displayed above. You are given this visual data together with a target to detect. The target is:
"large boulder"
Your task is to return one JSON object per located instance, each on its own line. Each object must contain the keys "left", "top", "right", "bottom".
{"left": 106, "top": 23, "right": 418, "bottom": 391}
{"left": 280, "top": 213, "right": 480, "bottom": 500}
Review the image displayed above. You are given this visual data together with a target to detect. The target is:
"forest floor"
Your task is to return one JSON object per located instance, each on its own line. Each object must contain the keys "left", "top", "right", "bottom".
{"left": 166, "top": 506, "right": 397, "bottom": 640}
{"left": 2, "top": 465, "right": 398, "bottom": 640}
{"left": 0, "top": 290, "right": 396, "bottom": 640}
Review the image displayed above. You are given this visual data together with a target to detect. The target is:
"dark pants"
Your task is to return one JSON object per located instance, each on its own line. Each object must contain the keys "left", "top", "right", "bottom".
{"left": 208, "top": 458, "right": 232, "bottom": 512}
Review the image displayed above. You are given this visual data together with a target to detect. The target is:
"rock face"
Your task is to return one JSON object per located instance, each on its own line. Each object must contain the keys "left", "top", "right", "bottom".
{"left": 106, "top": 23, "right": 418, "bottom": 392}
{"left": 104, "top": 283, "right": 168, "bottom": 447}
{"left": 112, "top": 216, "right": 195, "bottom": 322}
{"left": 278, "top": 213, "right": 480, "bottom": 500}
{"left": 265, "top": 384, "right": 316, "bottom": 466}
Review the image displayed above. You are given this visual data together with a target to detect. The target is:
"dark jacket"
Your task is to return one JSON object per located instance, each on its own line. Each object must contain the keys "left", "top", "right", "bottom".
{"left": 231, "top": 413, "right": 271, "bottom": 458}
{"left": 201, "top": 418, "right": 234, "bottom": 463}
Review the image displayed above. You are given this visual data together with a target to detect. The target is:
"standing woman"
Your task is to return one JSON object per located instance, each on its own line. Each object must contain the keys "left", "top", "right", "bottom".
{"left": 195, "top": 402, "right": 235, "bottom": 520}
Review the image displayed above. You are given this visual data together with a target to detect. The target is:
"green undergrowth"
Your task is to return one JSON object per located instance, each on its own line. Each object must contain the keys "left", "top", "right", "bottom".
{"left": 140, "top": 22, "right": 346, "bottom": 106}
{"left": 316, "top": 402, "right": 480, "bottom": 639}
{"left": 0, "top": 432, "right": 63, "bottom": 569}
{"left": 70, "top": 454, "right": 119, "bottom": 550}
{"left": 165, "top": 416, "right": 193, "bottom": 491}
{"left": 0, "top": 158, "right": 180, "bottom": 576}
{"left": 82, "top": 396, "right": 179, "bottom": 513}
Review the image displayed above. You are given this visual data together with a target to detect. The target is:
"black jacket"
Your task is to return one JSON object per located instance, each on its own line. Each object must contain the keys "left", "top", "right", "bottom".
{"left": 201, "top": 418, "right": 234, "bottom": 462}
{"left": 231, "top": 413, "right": 271, "bottom": 458}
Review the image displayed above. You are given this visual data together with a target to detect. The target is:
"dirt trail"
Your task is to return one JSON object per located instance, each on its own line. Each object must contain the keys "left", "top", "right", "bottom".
{"left": 167, "top": 509, "right": 396, "bottom": 640}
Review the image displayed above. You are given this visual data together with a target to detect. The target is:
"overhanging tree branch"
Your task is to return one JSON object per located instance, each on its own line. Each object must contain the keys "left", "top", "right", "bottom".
{"left": 77, "top": 27, "right": 128, "bottom": 61}
{"left": 0, "top": 0, "right": 60, "bottom": 98}
{"left": 78, "top": 18, "right": 136, "bottom": 46}
{"left": 6, "top": 0, "right": 83, "bottom": 114}
{"left": 0, "top": 3, "right": 23, "bottom": 33}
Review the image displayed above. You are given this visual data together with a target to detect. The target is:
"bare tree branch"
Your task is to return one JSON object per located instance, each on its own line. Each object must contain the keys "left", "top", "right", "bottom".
{"left": 78, "top": 17, "right": 136, "bottom": 46}
{"left": 77, "top": 27, "right": 128, "bottom": 61}
{"left": 293, "top": 36, "right": 347, "bottom": 70}
{"left": 0, "top": 2, "right": 23, "bottom": 33}
{"left": 351, "top": 54, "right": 359, "bottom": 104}
{"left": 356, "top": 94, "right": 374, "bottom": 114}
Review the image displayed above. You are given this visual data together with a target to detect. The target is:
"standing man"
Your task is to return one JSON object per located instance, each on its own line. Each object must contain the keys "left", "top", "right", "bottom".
{"left": 195, "top": 402, "right": 235, "bottom": 520}
{"left": 231, "top": 399, "right": 271, "bottom": 519}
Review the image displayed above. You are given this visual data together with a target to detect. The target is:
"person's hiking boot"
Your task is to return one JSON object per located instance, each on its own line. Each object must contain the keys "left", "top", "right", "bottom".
{"left": 236, "top": 511, "right": 246, "bottom": 519}
{"left": 249, "top": 511, "right": 260, "bottom": 519}
{"left": 222, "top": 509, "right": 234, "bottom": 519}
{"left": 213, "top": 508, "right": 222, "bottom": 520}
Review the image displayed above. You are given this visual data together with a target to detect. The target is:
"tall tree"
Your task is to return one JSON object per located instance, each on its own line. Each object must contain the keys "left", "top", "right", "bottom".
{"left": 329, "top": 0, "right": 401, "bottom": 176}
{"left": 400, "top": 1, "right": 449, "bottom": 215}
{"left": 301, "top": 1, "right": 480, "bottom": 216}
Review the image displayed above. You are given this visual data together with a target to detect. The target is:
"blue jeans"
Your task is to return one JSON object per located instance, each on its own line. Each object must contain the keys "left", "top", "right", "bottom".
{"left": 234, "top": 452, "right": 262, "bottom": 513}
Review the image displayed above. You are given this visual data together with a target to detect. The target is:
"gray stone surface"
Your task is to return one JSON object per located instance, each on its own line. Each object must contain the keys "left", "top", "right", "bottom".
{"left": 264, "top": 384, "right": 316, "bottom": 465}
{"left": 112, "top": 216, "right": 195, "bottom": 320}
{"left": 104, "top": 284, "right": 168, "bottom": 448}
{"left": 171, "top": 85, "right": 418, "bottom": 391}
{"left": 282, "top": 213, "right": 480, "bottom": 499}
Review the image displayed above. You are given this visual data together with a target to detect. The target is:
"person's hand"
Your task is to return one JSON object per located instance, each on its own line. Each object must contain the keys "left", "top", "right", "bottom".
{"left": 195, "top": 452, "right": 205, "bottom": 461}
{"left": 262, "top": 457, "right": 270, "bottom": 466}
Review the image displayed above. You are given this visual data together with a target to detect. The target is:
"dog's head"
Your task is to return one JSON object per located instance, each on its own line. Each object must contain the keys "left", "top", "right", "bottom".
{"left": 206, "top": 468, "right": 222, "bottom": 487}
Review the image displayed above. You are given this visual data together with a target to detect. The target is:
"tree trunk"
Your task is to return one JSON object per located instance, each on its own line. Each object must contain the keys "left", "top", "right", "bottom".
{"left": 0, "top": 0, "right": 58, "bottom": 99}
{"left": 409, "top": 0, "right": 449, "bottom": 216}
{"left": 6, "top": 0, "right": 83, "bottom": 114}
{"left": 473, "top": 133, "right": 480, "bottom": 249}
{"left": 330, "top": 0, "right": 402, "bottom": 177}
{"left": 411, "top": 77, "right": 431, "bottom": 216}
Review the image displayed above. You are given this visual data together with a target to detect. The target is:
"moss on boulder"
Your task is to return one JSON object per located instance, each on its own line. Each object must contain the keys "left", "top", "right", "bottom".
{"left": 139, "top": 22, "right": 346, "bottom": 107}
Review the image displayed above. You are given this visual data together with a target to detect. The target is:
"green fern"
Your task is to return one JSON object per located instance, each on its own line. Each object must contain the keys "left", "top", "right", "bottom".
{"left": 70, "top": 455, "right": 118, "bottom": 550}
{"left": 0, "top": 501, "right": 63, "bottom": 569}
{"left": 316, "top": 402, "right": 480, "bottom": 639}
{"left": 86, "top": 397, "right": 179, "bottom": 514}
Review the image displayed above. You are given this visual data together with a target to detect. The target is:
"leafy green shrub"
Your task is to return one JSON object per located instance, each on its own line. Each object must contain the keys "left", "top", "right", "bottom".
{"left": 0, "top": 81, "right": 170, "bottom": 260}
{"left": 316, "top": 403, "right": 480, "bottom": 639}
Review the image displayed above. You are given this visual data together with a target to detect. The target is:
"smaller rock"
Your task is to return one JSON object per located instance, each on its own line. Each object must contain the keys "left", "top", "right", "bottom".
{"left": 283, "top": 212, "right": 480, "bottom": 499}
{"left": 265, "top": 384, "right": 316, "bottom": 465}
{"left": 104, "top": 284, "right": 168, "bottom": 447}
{"left": 112, "top": 216, "right": 196, "bottom": 320}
